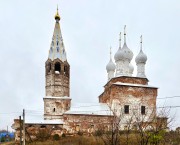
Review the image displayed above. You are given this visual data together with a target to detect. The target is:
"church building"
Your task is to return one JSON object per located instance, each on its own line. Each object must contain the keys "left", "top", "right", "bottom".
{"left": 12, "top": 8, "right": 164, "bottom": 141}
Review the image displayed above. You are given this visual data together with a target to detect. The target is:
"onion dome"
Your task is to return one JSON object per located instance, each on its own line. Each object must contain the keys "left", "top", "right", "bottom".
{"left": 55, "top": 6, "right": 60, "bottom": 21}
{"left": 121, "top": 26, "right": 133, "bottom": 62}
{"left": 135, "top": 50, "right": 147, "bottom": 64}
{"left": 122, "top": 43, "right": 133, "bottom": 61}
{"left": 106, "top": 59, "right": 116, "bottom": 72}
{"left": 106, "top": 47, "right": 116, "bottom": 72}
{"left": 114, "top": 32, "right": 124, "bottom": 61}
{"left": 114, "top": 48, "right": 124, "bottom": 61}
{"left": 135, "top": 35, "right": 147, "bottom": 64}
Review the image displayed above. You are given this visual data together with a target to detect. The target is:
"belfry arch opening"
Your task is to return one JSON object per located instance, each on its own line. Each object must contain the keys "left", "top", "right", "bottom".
{"left": 47, "top": 62, "right": 51, "bottom": 73}
{"left": 55, "top": 62, "right": 61, "bottom": 73}
{"left": 64, "top": 65, "right": 68, "bottom": 75}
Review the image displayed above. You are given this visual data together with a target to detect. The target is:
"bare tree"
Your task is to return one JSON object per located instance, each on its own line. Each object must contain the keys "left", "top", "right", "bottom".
{"left": 123, "top": 115, "right": 134, "bottom": 145}
{"left": 132, "top": 107, "right": 173, "bottom": 145}
{"left": 95, "top": 106, "right": 124, "bottom": 145}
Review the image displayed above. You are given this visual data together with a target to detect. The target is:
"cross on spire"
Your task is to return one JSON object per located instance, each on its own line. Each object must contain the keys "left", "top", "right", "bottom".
{"left": 110, "top": 46, "right": 112, "bottom": 60}
{"left": 119, "top": 32, "right": 121, "bottom": 48}
{"left": 140, "top": 35, "right": 143, "bottom": 50}
{"left": 55, "top": 5, "right": 60, "bottom": 21}
{"left": 124, "top": 25, "right": 126, "bottom": 43}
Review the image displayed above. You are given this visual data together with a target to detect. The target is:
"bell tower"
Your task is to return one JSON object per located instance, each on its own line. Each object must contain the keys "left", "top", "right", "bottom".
{"left": 44, "top": 8, "right": 71, "bottom": 120}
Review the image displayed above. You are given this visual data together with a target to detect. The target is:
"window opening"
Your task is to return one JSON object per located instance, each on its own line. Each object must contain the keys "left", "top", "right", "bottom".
{"left": 55, "top": 62, "right": 61, "bottom": 73}
{"left": 76, "top": 125, "right": 80, "bottom": 131}
{"left": 141, "top": 106, "right": 145, "bottom": 115}
{"left": 124, "top": 105, "right": 129, "bottom": 114}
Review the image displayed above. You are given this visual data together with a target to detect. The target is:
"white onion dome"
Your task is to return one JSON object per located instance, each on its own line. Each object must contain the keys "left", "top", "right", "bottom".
{"left": 122, "top": 43, "right": 133, "bottom": 61}
{"left": 129, "top": 63, "right": 134, "bottom": 74}
{"left": 114, "top": 48, "right": 124, "bottom": 61}
{"left": 106, "top": 59, "right": 116, "bottom": 72}
{"left": 135, "top": 50, "right": 147, "bottom": 64}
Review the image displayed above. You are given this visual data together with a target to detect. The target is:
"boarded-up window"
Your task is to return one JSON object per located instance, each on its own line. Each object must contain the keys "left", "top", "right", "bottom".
{"left": 141, "top": 106, "right": 145, "bottom": 115}
{"left": 124, "top": 105, "right": 129, "bottom": 114}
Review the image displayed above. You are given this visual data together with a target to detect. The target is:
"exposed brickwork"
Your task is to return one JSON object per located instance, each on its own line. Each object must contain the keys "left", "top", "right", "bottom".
{"left": 44, "top": 58, "right": 71, "bottom": 119}
{"left": 104, "top": 76, "right": 149, "bottom": 90}
{"left": 100, "top": 84, "right": 157, "bottom": 104}
{"left": 98, "top": 76, "right": 158, "bottom": 130}
{"left": 44, "top": 98, "right": 71, "bottom": 120}
{"left": 12, "top": 119, "right": 64, "bottom": 143}
{"left": 45, "top": 59, "right": 70, "bottom": 97}
{"left": 63, "top": 114, "right": 112, "bottom": 133}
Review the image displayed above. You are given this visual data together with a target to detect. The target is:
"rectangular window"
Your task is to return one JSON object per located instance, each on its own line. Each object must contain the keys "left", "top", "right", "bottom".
{"left": 141, "top": 106, "right": 146, "bottom": 115}
{"left": 76, "top": 125, "right": 80, "bottom": 131}
{"left": 124, "top": 105, "right": 129, "bottom": 114}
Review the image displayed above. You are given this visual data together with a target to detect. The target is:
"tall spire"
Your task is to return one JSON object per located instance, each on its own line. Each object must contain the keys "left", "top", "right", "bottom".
{"left": 119, "top": 32, "right": 121, "bottom": 49}
{"left": 124, "top": 25, "right": 126, "bottom": 43}
{"left": 48, "top": 8, "right": 67, "bottom": 62}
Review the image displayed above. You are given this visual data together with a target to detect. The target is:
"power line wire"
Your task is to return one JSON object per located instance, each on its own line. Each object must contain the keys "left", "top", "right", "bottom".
{"left": 157, "top": 96, "right": 180, "bottom": 99}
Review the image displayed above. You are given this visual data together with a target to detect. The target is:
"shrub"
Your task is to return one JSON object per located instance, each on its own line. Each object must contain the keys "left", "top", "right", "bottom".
{"left": 62, "top": 133, "right": 66, "bottom": 137}
{"left": 77, "top": 131, "right": 83, "bottom": 136}
{"left": 94, "top": 130, "right": 103, "bottom": 136}
{"left": 0, "top": 136, "right": 5, "bottom": 142}
{"left": 53, "top": 134, "right": 60, "bottom": 141}
{"left": 36, "top": 128, "right": 51, "bottom": 141}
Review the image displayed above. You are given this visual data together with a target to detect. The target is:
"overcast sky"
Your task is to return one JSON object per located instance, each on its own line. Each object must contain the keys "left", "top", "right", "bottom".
{"left": 0, "top": 0, "right": 180, "bottom": 131}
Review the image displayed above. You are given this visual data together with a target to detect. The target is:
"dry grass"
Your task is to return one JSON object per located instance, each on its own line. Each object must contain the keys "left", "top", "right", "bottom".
{"left": 27, "top": 136, "right": 104, "bottom": 145}
{"left": 0, "top": 141, "right": 14, "bottom": 145}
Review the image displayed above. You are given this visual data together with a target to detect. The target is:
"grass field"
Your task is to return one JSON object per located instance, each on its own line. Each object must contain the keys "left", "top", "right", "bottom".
{"left": 0, "top": 141, "right": 14, "bottom": 145}
{"left": 27, "top": 136, "right": 103, "bottom": 145}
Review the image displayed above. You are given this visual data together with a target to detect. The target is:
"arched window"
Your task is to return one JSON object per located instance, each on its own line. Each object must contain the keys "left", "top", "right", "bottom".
{"left": 57, "top": 47, "right": 59, "bottom": 52}
{"left": 55, "top": 62, "right": 61, "bottom": 73}
{"left": 53, "top": 108, "right": 56, "bottom": 112}
{"left": 64, "top": 66, "right": 67, "bottom": 73}
{"left": 64, "top": 66, "right": 69, "bottom": 75}
{"left": 47, "top": 63, "right": 51, "bottom": 73}
{"left": 57, "top": 41, "right": 59, "bottom": 46}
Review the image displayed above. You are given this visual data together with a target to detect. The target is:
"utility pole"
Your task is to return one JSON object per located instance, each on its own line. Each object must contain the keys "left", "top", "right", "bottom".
{"left": 7, "top": 126, "right": 9, "bottom": 142}
{"left": 19, "top": 116, "right": 22, "bottom": 145}
{"left": 23, "top": 109, "right": 25, "bottom": 145}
